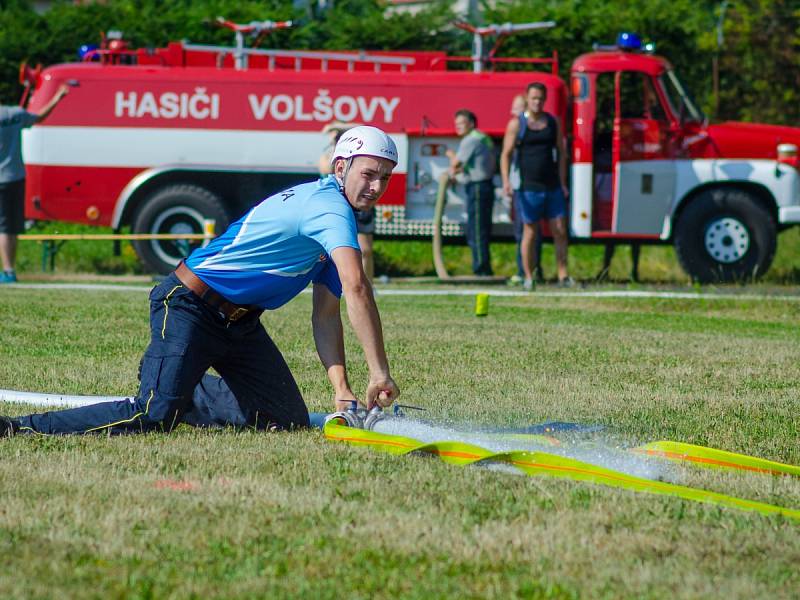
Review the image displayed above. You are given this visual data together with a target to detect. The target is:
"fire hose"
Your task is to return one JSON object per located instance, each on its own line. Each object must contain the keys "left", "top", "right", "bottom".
{"left": 431, "top": 173, "right": 451, "bottom": 280}
{"left": 2, "top": 388, "right": 798, "bottom": 520}
{"left": 323, "top": 419, "right": 800, "bottom": 522}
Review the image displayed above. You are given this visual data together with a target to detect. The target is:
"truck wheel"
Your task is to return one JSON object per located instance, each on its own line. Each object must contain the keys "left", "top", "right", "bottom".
{"left": 132, "top": 184, "right": 230, "bottom": 275}
{"left": 674, "top": 188, "right": 776, "bottom": 283}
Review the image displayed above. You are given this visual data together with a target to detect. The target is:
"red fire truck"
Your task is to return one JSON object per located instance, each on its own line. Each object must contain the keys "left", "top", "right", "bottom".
{"left": 19, "top": 21, "right": 800, "bottom": 280}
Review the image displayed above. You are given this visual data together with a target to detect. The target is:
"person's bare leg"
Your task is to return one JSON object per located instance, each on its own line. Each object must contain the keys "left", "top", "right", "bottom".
{"left": 520, "top": 223, "right": 537, "bottom": 282}
{"left": 358, "top": 232, "right": 374, "bottom": 282}
{"left": 0, "top": 234, "right": 16, "bottom": 272}
{"left": 550, "top": 216, "right": 569, "bottom": 281}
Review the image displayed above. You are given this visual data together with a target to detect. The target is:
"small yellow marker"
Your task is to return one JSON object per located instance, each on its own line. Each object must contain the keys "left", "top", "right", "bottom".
{"left": 475, "top": 293, "right": 489, "bottom": 317}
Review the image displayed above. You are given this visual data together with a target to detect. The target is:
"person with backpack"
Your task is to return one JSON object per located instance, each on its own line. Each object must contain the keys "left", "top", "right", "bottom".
{"left": 500, "top": 82, "right": 573, "bottom": 290}
{"left": 446, "top": 109, "right": 496, "bottom": 276}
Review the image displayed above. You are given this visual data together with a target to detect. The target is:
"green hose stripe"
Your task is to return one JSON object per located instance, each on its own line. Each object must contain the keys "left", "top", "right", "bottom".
{"left": 324, "top": 423, "right": 800, "bottom": 521}
{"left": 633, "top": 441, "right": 800, "bottom": 477}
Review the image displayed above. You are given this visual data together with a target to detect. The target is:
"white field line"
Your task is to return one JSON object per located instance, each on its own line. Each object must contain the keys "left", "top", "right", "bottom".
{"left": 2, "top": 282, "right": 800, "bottom": 301}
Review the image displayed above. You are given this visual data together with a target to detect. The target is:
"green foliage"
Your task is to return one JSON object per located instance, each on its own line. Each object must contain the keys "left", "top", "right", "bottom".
{"left": 1, "top": 0, "right": 798, "bottom": 123}
{"left": 714, "top": 0, "right": 800, "bottom": 124}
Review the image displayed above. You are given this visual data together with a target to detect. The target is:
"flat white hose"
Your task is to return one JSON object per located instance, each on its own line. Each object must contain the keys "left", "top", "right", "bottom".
{"left": 0, "top": 389, "right": 126, "bottom": 408}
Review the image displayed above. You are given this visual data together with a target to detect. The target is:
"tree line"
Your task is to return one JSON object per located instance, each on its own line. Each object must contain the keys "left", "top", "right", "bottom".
{"left": 1, "top": 0, "right": 797, "bottom": 125}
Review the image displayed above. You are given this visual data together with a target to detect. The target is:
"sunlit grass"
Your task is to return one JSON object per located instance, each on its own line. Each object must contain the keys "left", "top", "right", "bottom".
{"left": 1, "top": 288, "right": 799, "bottom": 598}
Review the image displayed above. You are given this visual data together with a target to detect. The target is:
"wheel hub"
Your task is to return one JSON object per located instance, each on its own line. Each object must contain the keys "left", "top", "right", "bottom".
{"left": 704, "top": 217, "right": 750, "bottom": 264}
{"left": 149, "top": 205, "right": 208, "bottom": 267}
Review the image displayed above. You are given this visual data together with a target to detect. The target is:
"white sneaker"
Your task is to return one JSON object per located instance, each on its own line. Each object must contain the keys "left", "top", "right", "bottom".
{"left": 523, "top": 278, "right": 534, "bottom": 291}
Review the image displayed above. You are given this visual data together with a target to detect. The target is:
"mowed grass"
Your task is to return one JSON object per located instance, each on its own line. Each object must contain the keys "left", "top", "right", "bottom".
{"left": 1, "top": 286, "right": 799, "bottom": 599}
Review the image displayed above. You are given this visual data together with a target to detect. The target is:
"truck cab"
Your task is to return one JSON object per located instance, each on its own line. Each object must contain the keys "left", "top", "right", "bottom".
{"left": 568, "top": 41, "right": 800, "bottom": 281}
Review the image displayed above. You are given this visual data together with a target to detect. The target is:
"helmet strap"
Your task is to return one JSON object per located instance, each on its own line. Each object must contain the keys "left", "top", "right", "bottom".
{"left": 336, "top": 157, "right": 353, "bottom": 193}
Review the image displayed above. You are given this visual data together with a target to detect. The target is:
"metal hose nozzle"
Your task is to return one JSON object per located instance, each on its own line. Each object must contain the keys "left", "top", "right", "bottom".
{"left": 363, "top": 406, "right": 386, "bottom": 431}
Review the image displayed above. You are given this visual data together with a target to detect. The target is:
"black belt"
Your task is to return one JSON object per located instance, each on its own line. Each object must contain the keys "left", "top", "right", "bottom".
{"left": 175, "top": 262, "right": 257, "bottom": 322}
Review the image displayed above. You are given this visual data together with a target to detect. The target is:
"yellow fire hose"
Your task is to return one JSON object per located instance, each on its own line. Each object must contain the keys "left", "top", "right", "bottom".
{"left": 323, "top": 422, "right": 800, "bottom": 521}
{"left": 432, "top": 173, "right": 451, "bottom": 280}
{"left": 633, "top": 440, "right": 800, "bottom": 477}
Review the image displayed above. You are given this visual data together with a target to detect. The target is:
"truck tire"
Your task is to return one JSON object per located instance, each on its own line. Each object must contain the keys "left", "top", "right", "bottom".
{"left": 132, "top": 184, "right": 230, "bottom": 275}
{"left": 674, "top": 187, "right": 776, "bottom": 283}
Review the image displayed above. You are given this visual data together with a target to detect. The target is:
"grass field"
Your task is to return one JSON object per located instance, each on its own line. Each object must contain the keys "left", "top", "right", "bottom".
{"left": 1, "top": 285, "right": 799, "bottom": 598}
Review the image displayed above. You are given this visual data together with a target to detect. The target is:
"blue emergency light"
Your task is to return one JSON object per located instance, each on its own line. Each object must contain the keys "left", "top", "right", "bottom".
{"left": 78, "top": 44, "right": 98, "bottom": 61}
{"left": 617, "top": 32, "right": 642, "bottom": 51}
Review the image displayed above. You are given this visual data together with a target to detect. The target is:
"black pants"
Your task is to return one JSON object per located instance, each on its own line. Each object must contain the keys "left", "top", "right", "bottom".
{"left": 14, "top": 273, "right": 310, "bottom": 434}
{"left": 0, "top": 178, "right": 25, "bottom": 234}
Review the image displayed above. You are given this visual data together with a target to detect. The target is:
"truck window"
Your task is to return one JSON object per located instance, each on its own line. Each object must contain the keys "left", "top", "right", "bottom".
{"left": 594, "top": 72, "right": 615, "bottom": 172}
{"left": 659, "top": 71, "right": 705, "bottom": 123}
{"left": 619, "top": 72, "right": 667, "bottom": 122}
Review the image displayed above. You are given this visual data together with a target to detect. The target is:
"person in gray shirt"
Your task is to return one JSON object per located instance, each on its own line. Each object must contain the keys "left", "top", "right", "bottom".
{"left": 0, "top": 84, "right": 69, "bottom": 283}
{"left": 446, "top": 109, "right": 496, "bottom": 276}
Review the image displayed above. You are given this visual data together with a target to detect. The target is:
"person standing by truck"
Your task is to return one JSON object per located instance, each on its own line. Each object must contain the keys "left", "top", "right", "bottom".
{"left": 1, "top": 126, "right": 400, "bottom": 437}
{"left": 507, "top": 94, "right": 543, "bottom": 285}
{"left": 500, "top": 82, "right": 572, "bottom": 290}
{"left": 0, "top": 84, "right": 69, "bottom": 283}
{"left": 446, "top": 109, "right": 496, "bottom": 276}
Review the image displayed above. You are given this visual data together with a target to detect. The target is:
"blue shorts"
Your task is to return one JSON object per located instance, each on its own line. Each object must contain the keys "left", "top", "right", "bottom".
{"left": 517, "top": 187, "right": 566, "bottom": 224}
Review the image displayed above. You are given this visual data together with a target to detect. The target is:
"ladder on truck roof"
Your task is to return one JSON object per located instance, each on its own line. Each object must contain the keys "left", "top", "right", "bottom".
{"left": 181, "top": 43, "right": 416, "bottom": 73}
{"left": 188, "top": 17, "right": 416, "bottom": 72}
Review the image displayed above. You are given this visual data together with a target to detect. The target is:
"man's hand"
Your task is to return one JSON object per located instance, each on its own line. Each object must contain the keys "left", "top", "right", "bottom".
{"left": 445, "top": 148, "right": 462, "bottom": 178}
{"left": 503, "top": 180, "right": 513, "bottom": 197}
{"left": 366, "top": 376, "right": 400, "bottom": 410}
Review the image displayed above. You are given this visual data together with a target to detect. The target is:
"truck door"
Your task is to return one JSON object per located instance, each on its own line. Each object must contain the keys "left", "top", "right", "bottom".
{"left": 612, "top": 71, "right": 676, "bottom": 235}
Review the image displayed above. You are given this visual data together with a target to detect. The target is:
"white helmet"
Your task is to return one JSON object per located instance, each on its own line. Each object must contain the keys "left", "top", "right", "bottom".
{"left": 331, "top": 125, "right": 398, "bottom": 168}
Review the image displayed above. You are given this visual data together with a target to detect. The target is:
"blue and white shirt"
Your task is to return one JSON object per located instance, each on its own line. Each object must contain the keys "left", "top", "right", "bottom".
{"left": 185, "top": 175, "right": 360, "bottom": 309}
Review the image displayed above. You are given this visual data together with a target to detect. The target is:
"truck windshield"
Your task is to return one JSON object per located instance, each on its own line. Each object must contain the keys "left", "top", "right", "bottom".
{"left": 660, "top": 70, "right": 705, "bottom": 124}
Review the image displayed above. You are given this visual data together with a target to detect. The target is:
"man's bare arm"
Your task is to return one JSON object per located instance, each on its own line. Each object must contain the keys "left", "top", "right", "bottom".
{"left": 330, "top": 246, "right": 399, "bottom": 409}
{"left": 500, "top": 117, "right": 519, "bottom": 196}
{"left": 556, "top": 118, "right": 568, "bottom": 194}
{"left": 311, "top": 283, "right": 358, "bottom": 411}
{"left": 34, "top": 84, "right": 69, "bottom": 123}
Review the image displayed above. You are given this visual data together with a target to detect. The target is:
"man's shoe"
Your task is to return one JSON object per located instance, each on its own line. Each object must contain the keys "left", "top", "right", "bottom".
{"left": 0, "top": 271, "right": 17, "bottom": 284}
{"left": 523, "top": 278, "right": 535, "bottom": 292}
{"left": 507, "top": 274, "right": 523, "bottom": 286}
{"left": 558, "top": 276, "right": 576, "bottom": 288}
{"left": 0, "top": 416, "right": 19, "bottom": 437}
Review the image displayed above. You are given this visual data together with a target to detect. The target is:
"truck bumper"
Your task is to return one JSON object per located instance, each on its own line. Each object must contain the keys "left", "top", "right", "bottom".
{"left": 779, "top": 206, "right": 800, "bottom": 224}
